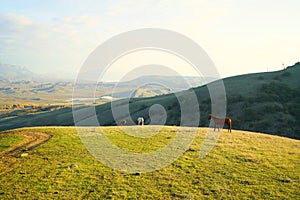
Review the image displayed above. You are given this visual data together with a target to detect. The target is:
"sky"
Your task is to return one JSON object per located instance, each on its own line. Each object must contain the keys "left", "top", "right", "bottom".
{"left": 0, "top": 0, "right": 299, "bottom": 80}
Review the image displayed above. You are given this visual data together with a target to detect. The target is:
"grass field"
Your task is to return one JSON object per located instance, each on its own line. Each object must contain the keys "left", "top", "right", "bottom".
{"left": 0, "top": 126, "right": 299, "bottom": 199}
{"left": 0, "top": 134, "right": 24, "bottom": 151}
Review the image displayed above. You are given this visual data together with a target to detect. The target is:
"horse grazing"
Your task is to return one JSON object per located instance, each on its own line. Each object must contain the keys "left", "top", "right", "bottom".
{"left": 137, "top": 117, "right": 144, "bottom": 126}
{"left": 208, "top": 114, "right": 232, "bottom": 133}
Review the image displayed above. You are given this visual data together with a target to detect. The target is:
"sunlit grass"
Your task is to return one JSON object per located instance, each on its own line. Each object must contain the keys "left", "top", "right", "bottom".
{"left": 0, "top": 134, "right": 24, "bottom": 152}
{"left": 0, "top": 126, "right": 299, "bottom": 199}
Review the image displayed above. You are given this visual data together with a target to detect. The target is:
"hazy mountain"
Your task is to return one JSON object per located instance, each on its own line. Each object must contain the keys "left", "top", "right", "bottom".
{"left": 113, "top": 75, "right": 216, "bottom": 89}
{"left": 0, "top": 63, "right": 38, "bottom": 81}
{"left": 0, "top": 62, "right": 214, "bottom": 104}
{"left": 101, "top": 75, "right": 217, "bottom": 98}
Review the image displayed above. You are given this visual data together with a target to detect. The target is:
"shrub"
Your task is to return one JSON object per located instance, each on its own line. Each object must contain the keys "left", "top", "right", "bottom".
{"left": 229, "top": 94, "right": 244, "bottom": 103}
{"left": 255, "top": 120, "right": 272, "bottom": 130}
{"left": 263, "top": 104, "right": 282, "bottom": 113}
{"left": 273, "top": 75, "right": 281, "bottom": 81}
{"left": 139, "top": 104, "right": 148, "bottom": 110}
{"left": 281, "top": 72, "right": 291, "bottom": 77}
{"left": 242, "top": 107, "right": 257, "bottom": 121}
{"left": 257, "top": 76, "right": 264, "bottom": 80}
{"left": 259, "top": 82, "right": 294, "bottom": 103}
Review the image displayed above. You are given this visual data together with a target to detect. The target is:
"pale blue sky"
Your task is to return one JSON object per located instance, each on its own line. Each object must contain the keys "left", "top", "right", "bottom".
{"left": 0, "top": 0, "right": 299, "bottom": 80}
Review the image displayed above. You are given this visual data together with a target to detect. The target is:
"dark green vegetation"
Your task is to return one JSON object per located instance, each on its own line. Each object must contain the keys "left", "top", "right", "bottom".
{"left": 223, "top": 62, "right": 300, "bottom": 139}
{"left": 1, "top": 62, "right": 300, "bottom": 139}
{"left": 0, "top": 127, "right": 299, "bottom": 199}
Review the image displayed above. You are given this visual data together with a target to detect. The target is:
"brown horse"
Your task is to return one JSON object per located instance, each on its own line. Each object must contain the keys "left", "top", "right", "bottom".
{"left": 208, "top": 114, "right": 232, "bottom": 133}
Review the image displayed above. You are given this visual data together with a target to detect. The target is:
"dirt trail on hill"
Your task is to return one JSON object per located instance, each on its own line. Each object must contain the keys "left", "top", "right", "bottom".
{"left": 0, "top": 131, "right": 52, "bottom": 157}
{"left": 0, "top": 131, "right": 52, "bottom": 175}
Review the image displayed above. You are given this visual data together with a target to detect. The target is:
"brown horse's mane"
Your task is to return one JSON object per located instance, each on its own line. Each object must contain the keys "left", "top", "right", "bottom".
{"left": 208, "top": 114, "right": 232, "bottom": 133}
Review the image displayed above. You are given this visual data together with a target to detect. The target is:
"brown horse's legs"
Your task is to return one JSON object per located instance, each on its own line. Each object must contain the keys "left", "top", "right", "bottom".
{"left": 225, "top": 122, "right": 232, "bottom": 133}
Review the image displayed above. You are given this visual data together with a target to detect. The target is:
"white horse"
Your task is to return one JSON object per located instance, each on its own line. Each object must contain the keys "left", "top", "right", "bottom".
{"left": 137, "top": 117, "right": 144, "bottom": 125}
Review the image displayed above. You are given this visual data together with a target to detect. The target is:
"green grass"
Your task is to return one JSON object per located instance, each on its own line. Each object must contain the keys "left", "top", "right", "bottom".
{"left": 103, "top": 126, "right": 177, "bottom": 152}
{"left": 0, "top": 126, "right": 299, "bottom": 199}
{"left": 0, "top": 134, "right": 24, "bottom": 151}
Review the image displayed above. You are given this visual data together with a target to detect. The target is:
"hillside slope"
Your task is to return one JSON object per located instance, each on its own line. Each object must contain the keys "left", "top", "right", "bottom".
{"left": 0, "top": 127, "right": 299, "bottom": 199}
{"left": 0, "top": 62, "right": 299, "bottom": 139}
{"left": 97, "top": 62, "right": 300, "bottom": 139}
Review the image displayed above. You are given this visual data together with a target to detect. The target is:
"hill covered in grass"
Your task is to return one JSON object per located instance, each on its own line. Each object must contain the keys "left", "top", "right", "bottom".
{"left": 0, "top": 62, "right": 299, "bottom": 139}
{"left": 95, "top": 62, "right": 300, "bottom": 139}
{"left": 0, "top": 126, "right": 299, "bottom": 199}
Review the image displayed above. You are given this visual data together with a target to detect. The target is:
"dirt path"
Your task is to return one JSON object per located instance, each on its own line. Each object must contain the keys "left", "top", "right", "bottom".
{"left": 0, "top": 131, "right": 52, "bottom": 157}
{"left": 0, "top": 130, "right": 52, "bottom": 175}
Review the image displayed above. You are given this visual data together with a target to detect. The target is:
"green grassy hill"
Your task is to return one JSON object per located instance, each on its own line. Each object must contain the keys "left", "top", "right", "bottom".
{"left": 0, "top": 126, "right": 299, "bottom": 199}
{"left": 0, "top": 62, "right": 299, "bottom": 139}
{"left": 96, "top": 62, "right": 300, "bottom": 139}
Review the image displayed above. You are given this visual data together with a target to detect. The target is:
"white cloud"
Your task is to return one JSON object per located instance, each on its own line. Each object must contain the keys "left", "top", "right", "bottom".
{"left": 0, "top": 13, "right": 105, "bottom": 74}
{"left": 0, "top": 13, "right": 32, "bottom": 27}
{"left": 54, "top": 15, "right": 101, "bottom": 27}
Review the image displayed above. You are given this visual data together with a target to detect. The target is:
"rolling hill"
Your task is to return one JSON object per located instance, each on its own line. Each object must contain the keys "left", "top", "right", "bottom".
{"left": 0, "top": 126, "right": 299, "bottom": 199}
{"left": 95, "top": 62, "right": 300, "bottom": 139}
{"left": 0, "top": 62, "right": 299, "bottom": 139}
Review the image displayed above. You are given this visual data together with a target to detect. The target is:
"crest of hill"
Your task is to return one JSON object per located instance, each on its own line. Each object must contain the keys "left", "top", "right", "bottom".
{"left": 219, "top": 62, "right": 300, "bottom": 96}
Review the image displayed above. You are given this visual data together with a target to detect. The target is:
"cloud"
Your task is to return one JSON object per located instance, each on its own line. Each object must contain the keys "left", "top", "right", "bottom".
{"left": 0, "top": 14, "right": 31, "bottom": 40}
{"left": 0, "top": 13, "right": 105, "bottom": 74}
{"left": 54, "top": 15, "right": 101, "bottom": 27}
{"left": 106, "top": 5, "right": 128, "bottom": 16}
{"left": 0, "top": 13, "right": 104, "bottom": 41}
{"left": 0, "top": 0, "right": 299, "bottom": 79}
{"left": 0, "top": 13, "right": 32, "bottom": 27}
{"left": 0, "top": 2, "right": 234, "bottom": 78}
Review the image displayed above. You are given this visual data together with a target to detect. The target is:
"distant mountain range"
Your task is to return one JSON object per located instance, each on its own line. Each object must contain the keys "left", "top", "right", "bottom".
{"left": 0, "top": 62, "right": 214, "bottom": 105}
{"left": 100, "top": 75, "right": 216, "bottom": 98}
{"left": 0, "top": 62, "right": 214, "bottom": 86}
{"left": 0, "top": 63, "right": 38, "bottom": 81}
